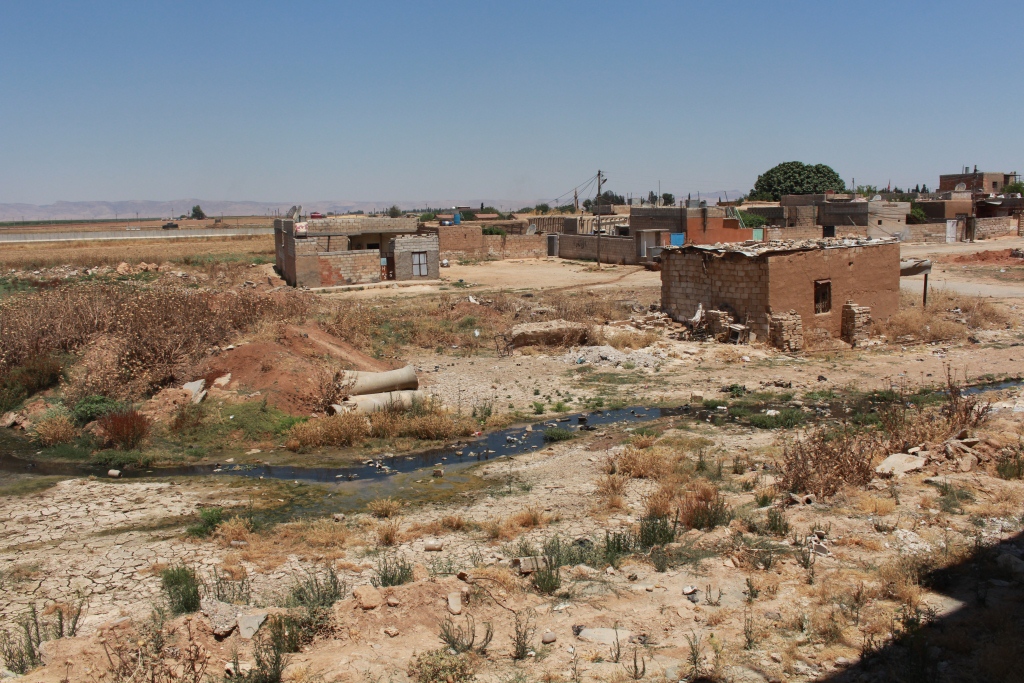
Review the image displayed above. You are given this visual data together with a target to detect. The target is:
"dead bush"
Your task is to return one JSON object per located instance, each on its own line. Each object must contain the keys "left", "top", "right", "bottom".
{"left": 779, "top": 425, "right": 877, "bottom": 499}
{"left": 618, "top": 446, "right": 667, "bottom": 479}
{"left": 879, "top": 290, "right": 1009, "bottom": 343}
{"left": 309, "top": 365, "right": 351, "bottom": 413}
{"left": 643, "top": 482, "right": 679, "bottom": 518}
{"left": 510, "top": 507, "right": 547, "bottom": 529}
{"left": 678, "top": 481, "right": 732, "bottom": 530}
{"left": 441, "top": 515, "right": 468, "bottom": 531}
{"left": 629, "top": 433, "right": 658, "bottom": 449}
{"left": 368, "top": 497, "right": 402, "bottom": 519}
{"left": 99, "top": 409, "right": 151, "bottom": 450}
{"left": 369, "top": 409, "right": 401, "bottom": 438}
{"left": 596, "top": 473, "right": 628, "bottom": 497}
{"left": 33, "top": 410, "right": 77, "bottom": 446}
{"left": 590, "top": 327, "right": 661, "bottom": 350}
{"left": 398, "top": 413, "right": 475, "bottom": 441}
{"left": 289, "top": 413, "right": 370, "bottom": 449}
{"left": 374, "top": 519, "right": 401, "bottom": 547}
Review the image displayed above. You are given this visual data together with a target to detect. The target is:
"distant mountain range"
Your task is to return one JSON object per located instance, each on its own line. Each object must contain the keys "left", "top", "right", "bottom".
{"left": 0, "top": 192, "right": 747, "bottom": 222}
{"left": 0, "top": 199, "right": 532, "bottom": 222}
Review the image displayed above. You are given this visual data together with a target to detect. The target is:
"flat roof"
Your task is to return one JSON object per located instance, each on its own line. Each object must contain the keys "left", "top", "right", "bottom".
{"left": 662, "top": 236, "right": 898, "bottom": 258}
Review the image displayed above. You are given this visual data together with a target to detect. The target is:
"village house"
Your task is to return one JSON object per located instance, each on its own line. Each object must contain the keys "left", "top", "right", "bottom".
{"left": 660, "top": 238, "right": 900, "bottom": 348}
{"left": 274, "top": 215, "right": 439, "bottom": 287}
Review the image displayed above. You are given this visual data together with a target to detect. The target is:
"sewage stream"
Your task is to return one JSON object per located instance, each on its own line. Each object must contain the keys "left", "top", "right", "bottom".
{"left": 0, "top": 406, "right": 686, "bottom": 485}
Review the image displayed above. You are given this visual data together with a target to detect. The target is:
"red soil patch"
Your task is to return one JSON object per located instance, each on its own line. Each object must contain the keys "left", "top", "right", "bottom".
{"left": 193, "top": 324, "right": 394, "bottom": 415}
{"left": 947, "top": 248, "right": 1024, "bottom": 265}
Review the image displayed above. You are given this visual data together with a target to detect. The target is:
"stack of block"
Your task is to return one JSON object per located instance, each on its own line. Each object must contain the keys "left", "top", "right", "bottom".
{"left": 769, "top": 310, "right": 803, "bottom": 352}
{"left": 705, "top": 310, "right": 734, "bottom": 340}
{"left": 841, "top": 301, "right": 872, "bottom": 347}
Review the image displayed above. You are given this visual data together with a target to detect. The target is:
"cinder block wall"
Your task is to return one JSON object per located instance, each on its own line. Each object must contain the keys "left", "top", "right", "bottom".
{"left": 306, "top": 216, "right": 418, "bottom": 235}
{"left": 483, "top": 234, "right": 547, "bottom": 259}
{"left": 660, "top": 251, "right": 771, "bottom": 339}
{"left": 317, "top": 250, "right": 381, "bottom": 286}
{"left": 392, "top": 235, "right": 439, "bottom": 280}
{"left": 766, "top": 226, "right": 869, "bottom": 240}
{"left": 766, "top": 242, "right": 899, "bottom": 338}
{"left": 558, "top": 235, "right": 637, "bottom": 264}
{"left": 975, "top": 216, "right": 1017, "bottom": 239}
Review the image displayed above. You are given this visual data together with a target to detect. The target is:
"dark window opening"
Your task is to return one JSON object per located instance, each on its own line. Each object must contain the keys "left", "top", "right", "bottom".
{"left": 366, "top": 242, "right": 380, "bottom": 250}
{"left": 822, "top": 226, "right": 835, "bottom": 238}
{"left": 814, "top": 280, "right": 832, "bottom": 314}
{"left": 877, "top": 219, "right": 882, "bottom": 225}
{"left": 993, "top": 181, "right": 998, "bottom": 189}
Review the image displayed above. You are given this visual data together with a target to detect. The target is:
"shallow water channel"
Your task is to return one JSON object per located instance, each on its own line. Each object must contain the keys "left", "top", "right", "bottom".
{"left": 0, "top": 406, "right": 685, "bottom": 485}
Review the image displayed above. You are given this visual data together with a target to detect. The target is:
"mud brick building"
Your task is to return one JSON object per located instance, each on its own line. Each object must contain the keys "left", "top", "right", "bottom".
{"left": 660, "top": 239, "right": 899, "bottom": 344}
{"left": 274, "top": 216, "right": 438, "bottom": 287}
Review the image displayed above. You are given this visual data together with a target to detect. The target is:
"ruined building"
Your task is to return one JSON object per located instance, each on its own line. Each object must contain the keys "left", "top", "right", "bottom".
{"left": 660, "top": 239, "right": 899, "bottom": 347}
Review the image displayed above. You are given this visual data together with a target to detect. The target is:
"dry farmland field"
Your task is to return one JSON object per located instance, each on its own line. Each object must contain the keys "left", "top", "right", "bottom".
{"left": 1, "top": 236, "right": 1024, "bottom": 683}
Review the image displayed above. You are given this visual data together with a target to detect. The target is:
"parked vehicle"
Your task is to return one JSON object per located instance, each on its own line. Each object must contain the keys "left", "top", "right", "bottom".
{"left": 162, "top": 222, "right": 179, "bottom": 230}
{"left": 309, "top": 212, "right": 324, "bottom": 219}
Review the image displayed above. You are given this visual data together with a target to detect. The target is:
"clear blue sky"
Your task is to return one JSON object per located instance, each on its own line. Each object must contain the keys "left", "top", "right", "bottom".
{"left": 2, "top": 1, "right": 1022, "bottom": 206}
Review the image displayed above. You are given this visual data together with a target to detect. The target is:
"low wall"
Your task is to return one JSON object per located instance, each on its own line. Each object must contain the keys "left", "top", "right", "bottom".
{"left": 766, "top": 226, "right": 868, "bottom": 241}
{"left": 975, "top": 216, "right": 1019, "bottom": 239}
{"left": 558, "top": 235, "right": 637, "bottom": 264}
{"left": 318, "top": 250, "right": 380, "bottom": 286}
{"left": 904, "top": 223, "right": 951, "bottom": 244}
{"left": 433, "top": 225, "right": 546, "bottom": 260}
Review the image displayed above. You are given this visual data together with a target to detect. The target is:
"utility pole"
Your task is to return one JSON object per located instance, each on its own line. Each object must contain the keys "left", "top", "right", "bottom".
{"left": 574, "top": 188, "right": 578, "bottom": 213}
{"left": 596, "top": 170, "right": 603, "bottom": 270}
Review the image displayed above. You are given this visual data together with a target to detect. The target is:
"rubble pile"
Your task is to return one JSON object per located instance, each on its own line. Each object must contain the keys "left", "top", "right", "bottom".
{"left": 561, "top": 345, "right": 664, "bottom": 368}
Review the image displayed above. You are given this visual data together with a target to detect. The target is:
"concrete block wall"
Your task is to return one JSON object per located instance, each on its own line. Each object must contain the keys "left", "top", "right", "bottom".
{"left": 391, "top": 235, "right": 439, "bottom": 280}
{"left": 318, "top": 250, "right": 381, "bottom": 286}
{"left": 975, "top": 216, "right": 1018, "bottom": 239}
{"left": 904, "top": 223, "right": 951, "bottom": 243}
{"left": 558, "top": 235, "right": 637, "bottom": 264}
{"left": 766, "top": 226, "right": 869, "bottom": 241}
{"left": 841, "top": 302, "right": 872, "bottom": 346}
{"left": 482, "top": 234, "right": 547, "bottom": 259}
{"left": 431, "top": 226, "right": 546, "bottom": 261}
{"left": 660, "top": 250, "right": 771, "bottom": 339}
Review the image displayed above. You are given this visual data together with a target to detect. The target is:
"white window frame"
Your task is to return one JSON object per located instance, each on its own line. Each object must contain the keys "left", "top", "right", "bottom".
{"left": 412, "top": 251, "right": 428, "bottom": 277}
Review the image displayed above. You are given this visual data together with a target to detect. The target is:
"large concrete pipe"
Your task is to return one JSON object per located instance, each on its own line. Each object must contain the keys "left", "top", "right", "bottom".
{"left": 328, "top": 390, "right": 427, "bottom": 415}
{"left": 340, "top": 366, "right": 419, "bottom": 397}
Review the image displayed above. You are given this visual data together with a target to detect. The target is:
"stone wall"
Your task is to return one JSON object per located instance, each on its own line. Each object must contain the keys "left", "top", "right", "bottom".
{"left": 904, "top": 222, "right": 952, "bottom": 243}
{"left": 306, "top": 216, "right": 418, "bottom": 235}
{"left": 766, "top": 225, "right": 869, "bottom": 241}
{"left": 660, "top": 249, "right": 771, "bottom": 339}
{"left": 558, "top": 234, "right": 637, "bottom": 264}
{"left": 317, "top": 250, "right": 381, "bottom": 287}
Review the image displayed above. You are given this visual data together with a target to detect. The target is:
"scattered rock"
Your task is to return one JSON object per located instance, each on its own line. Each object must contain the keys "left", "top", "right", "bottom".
{"left": 447, "top": 592, "right": 463, "bottom": 615}
{"left": 542, "top": 631, "right": 557, "bottom": 644}
{"left": 997, "top": 553, "right": 1024, "bottom": 580}
{"left": 332, "top": 513, "right": 346, "bottom": 522}
{"left": 201, "top": 598, "right": 239, "bottom": 638}
{"left": 0, "top": 412, "right": 17, "bottom": 429}
{"left": 237, "top": 613, "right": 267, "bottom": 639}
{"left": 513, "top": 556, "right": 548, "bottom": 575}
{"left": 353, "top": 585, "right": 383, "bottom": 610}
{"left": 958, "top": 454, "right": 978, "bottom": 472}
{"left": 384, "top": 627, "right": 400, "bottom": 638}
{"left": 770, "top": 653, "right": 783, "bottom": 663}
{"left": 682, "top": 585, "right": 698, "bottom": 595}
{"left": 107, "top": 469, "right": 121, "bottom": 478}
{"left": 576, "top": 628, "right": 631, "bottom": 645}
{"left": 424, "top": 540, "right": 444, "bottom": 552}
{"left": 875, "top": 453, "right": 927, "bottom": 478}
{"left": 386, "top": 596, "right": 400, "bottom": 607}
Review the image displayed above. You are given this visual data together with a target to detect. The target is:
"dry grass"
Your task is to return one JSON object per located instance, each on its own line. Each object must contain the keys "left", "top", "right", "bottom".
{"left": 590, "top": 327, "right": 661, "bottom": 350}
{"left": 440, "top": 514, "right": 468, "bottom": 531}
{"left": 596, "top": 473, "right": 628, "bottom": 497}
{"left": 643, "top": 482, "right": 679, "bottom": 518}
{"left": 678, "top": 481, "right": 731, "bottom": 529}
{"left": 879, "top": 289, "right": 1011, "bottom": 342}
{"left": 374, "top": 519, "right": 402, "bottom": 547}
{"left": 33, "top": 410, "right": 77, "bottom": 446}
{"left": 288, "top": 413, "right": 370, "bottom": 450}
{"left": 368, "top": 497, "right": 402, "bottom": 519}
{"left": 0, "top": 234, "right": 274, "bottom": 270}
{"left": 0, "top": 282, "right": 311, "bottom": 399}
{"left": 510, "top": 506, "right": 548, "bottom": 529}
{"left": 618, "top": 446, "right": 668, "bottom": 479}
{"left": 629, "top": 433, "right": 658, "bottom": 449}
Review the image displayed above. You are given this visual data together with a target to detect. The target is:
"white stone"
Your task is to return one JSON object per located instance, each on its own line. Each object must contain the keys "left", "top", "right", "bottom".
{"left": 875, "top": 453, "right": 926, "bottom": 477}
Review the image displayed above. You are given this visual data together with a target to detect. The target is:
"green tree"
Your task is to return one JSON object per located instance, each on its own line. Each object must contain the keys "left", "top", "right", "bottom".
{"left": 388, "top": 205, "right": 403, "bottom": 218}
{"left": 190, "top": 205, "right": 206, "bottom": 220}
{"left": 749, "top": 162, "right": 846, "bottom": 201}
{"left": 738, "top": 210, "right": 766, "bottom": 227}
{"left": 535, "top": 203, "right": 551, "bottom": 214}
{"left": 907, "top": 203, "right": 929, "bottom": 224}
{"left": 1003, "top": 180, "right": 1024, "bottom": 195}
{"left": 661, "top": 192, "right": 675, "bottom": 206}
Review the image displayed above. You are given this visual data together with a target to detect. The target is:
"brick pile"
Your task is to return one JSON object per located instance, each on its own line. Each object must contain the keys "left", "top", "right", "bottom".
{"left": 840, "top": 301, "right": 872, "bottom": 347}
{"left": 705, "top": 310, "right": 733, "bottom": 340}
{"left": 769, "top": 310, "right": 803, "bottom": 352}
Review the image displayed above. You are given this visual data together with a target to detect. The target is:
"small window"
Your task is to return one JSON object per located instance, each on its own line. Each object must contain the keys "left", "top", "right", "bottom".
{"left": 993, "top": 181, "right": 998, "bottom": 189}
{"left": 412, "top": 251, "right": 428, "bottom": 277}
{"left": 822, "top": 226, "right": 835, "bottom": 238}
{"left": 877, "top": 219, "right": 882, "bottom": 225}
{"left": 814, "top": 280, "right": 831, "bottom": 314}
